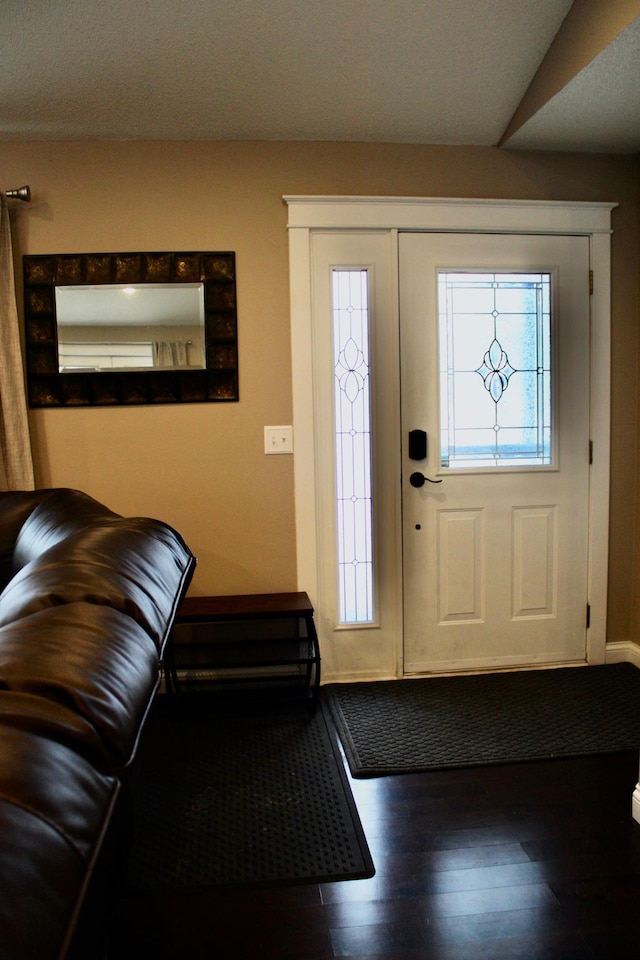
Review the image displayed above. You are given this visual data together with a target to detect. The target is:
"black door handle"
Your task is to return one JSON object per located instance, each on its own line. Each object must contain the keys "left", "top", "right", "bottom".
{"left": 409, "top": 471, "right": 443, "bottom": 487}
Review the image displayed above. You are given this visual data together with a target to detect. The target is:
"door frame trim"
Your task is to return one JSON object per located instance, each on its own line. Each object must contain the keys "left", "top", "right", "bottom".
{"left": 285, "top": 196, "right": 616, "bottom": 677}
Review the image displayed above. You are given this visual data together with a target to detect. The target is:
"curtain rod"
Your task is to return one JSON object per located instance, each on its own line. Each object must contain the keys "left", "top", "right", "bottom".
{"left": 4, "top": 185, "right": 31, "bottom": 202}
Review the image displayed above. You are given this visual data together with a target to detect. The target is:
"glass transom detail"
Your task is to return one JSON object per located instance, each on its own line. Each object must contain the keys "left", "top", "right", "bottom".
{"left": 332, "top": 270, "right": 374, "bottom": 624}
{"left": 438, "top": 271, "right": 552, "bottom": 469}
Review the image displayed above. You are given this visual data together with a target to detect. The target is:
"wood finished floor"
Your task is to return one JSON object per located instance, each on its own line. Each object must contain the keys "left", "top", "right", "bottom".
{"left": 113, "top": 744, "right": 640, "bottom": 960}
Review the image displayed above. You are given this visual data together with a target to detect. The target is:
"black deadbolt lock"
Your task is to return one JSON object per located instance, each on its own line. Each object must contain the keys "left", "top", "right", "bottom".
{"left": 408, "top": 429, "right": 427, "bottom": 460}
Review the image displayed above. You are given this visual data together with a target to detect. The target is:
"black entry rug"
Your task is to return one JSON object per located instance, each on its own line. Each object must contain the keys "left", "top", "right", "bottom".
{"left": 323, "top": 663, "right": 640, "bottom": 778}
{"left": 125, "top": 697, "right": 374, "bottom": 891}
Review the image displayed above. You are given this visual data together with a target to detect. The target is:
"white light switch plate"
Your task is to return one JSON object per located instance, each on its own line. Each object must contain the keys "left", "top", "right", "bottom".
{"left": 264, "top": 425, "right": 293, "bottom": 454}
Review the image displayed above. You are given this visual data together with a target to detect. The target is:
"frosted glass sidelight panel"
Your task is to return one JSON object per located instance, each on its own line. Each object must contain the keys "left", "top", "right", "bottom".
{"left": 332, "top": 270, "right": 374, "bottom": 624}
{"left": 439, "top": 272, "right": 552, "bottom": 468}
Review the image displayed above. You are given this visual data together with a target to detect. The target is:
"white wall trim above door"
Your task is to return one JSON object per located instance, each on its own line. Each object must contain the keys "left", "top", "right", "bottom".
{"left": 285, "top": 195, "right": 615, "bottom": 234}
{"left": 285, "top": 196, "right": 616, "bottom": 680}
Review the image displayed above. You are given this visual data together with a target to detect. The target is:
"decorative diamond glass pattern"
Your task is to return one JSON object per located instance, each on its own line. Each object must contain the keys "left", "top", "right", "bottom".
{"left": 332, "top": 270, "right": 374, "bottom": 624}
{"left": 438, "top": 272, "right": 552, "bottom": 468}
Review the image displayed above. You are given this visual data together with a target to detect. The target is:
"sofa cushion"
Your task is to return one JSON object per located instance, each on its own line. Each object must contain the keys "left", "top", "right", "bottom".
{"left": 0, "top": 690, "right": 106, "bottom": 763}
{"left": 0, "top": 603, "right": 160, "bottom": 769}
{"left": 0, "top": 517, "right": 194, "bottom": 655}
{"left": 0, "top": 724, "right": 118, "bottom": 860}
{"left": 0, "top": 725, "right": 117, "bottom": 960}
{"left": 0, "top": 490, "right": 53, "bottom": 591}
{"left": 0, "top": 801, "right": 86, "bottom": 960}
{"left": 11, "top": 488, "right": 119, "bottom": 573}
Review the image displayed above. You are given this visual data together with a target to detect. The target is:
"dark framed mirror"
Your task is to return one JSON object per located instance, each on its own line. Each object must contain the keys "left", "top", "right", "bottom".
{"left": 23, "top": 252, "right": 238, "bottom": 406}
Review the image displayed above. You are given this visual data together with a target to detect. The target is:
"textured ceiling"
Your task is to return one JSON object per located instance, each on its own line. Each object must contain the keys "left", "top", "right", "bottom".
{"left": 0, "top": 0, "right": 637, "bottom": 152}
{"left": 503, "top": 14, "right": 640, "bottom": 152}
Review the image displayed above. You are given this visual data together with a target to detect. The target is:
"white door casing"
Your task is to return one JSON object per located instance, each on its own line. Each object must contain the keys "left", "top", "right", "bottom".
{"left": 285, "top": 197, "right": 614, "bottom": 682}
{"left": 400, "top": 232, "right": 591, "bottom": 673}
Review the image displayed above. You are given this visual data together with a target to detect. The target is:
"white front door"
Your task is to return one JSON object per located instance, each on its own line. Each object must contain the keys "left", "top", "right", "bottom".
{"left": 400, "top": 232, "right": 591, "bottom": 673}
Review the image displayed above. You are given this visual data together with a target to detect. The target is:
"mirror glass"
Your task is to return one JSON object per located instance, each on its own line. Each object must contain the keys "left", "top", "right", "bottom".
{"left": 55, "top": 283, "right": 206, "bottom": 371}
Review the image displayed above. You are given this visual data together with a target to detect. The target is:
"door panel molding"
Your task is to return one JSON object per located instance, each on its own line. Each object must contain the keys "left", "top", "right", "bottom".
{"left": 437, "top": 508, "right": 485, "bottom": 624}
{"left": 286, "top": 197, "right": 615, "bottom": 681}
{"left": 512, "top": 506, "right": 557, "bottom": 620}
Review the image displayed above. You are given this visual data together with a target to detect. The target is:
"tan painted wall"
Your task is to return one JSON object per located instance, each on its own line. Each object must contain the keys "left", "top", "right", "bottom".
{"left": 1, "top": 141, "right": 638, "bottom": 647}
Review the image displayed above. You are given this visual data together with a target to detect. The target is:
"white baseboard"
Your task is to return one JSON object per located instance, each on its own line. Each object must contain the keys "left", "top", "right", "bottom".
{"left": 604, "top": 641, "right": 640, "bottom": 670}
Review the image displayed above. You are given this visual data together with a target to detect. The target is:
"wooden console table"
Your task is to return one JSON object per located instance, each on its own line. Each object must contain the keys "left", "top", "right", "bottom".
{"left": 164, "top": 591, "right": 321, "bottom": 709}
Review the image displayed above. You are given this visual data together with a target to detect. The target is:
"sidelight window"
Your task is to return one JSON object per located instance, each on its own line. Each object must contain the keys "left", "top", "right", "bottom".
{"left": 332, "top": 269, "right": 374, "bottom": 624}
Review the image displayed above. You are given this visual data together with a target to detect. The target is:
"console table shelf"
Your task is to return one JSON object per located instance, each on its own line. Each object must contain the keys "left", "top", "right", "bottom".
{"left": 164, "top": 591, "right": 320, "bottom": 709}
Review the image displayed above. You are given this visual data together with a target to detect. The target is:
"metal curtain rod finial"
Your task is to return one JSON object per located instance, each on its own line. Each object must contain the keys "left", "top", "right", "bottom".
{"left": 5, "top": 185, "right": 31, "bottom": 202}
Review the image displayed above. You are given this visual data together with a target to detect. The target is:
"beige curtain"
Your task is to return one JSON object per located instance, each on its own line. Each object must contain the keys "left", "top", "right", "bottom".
{"left": 0, "top": 195, "right": 34, "bottom": 490}
{"left": 152, "top": 340, "right": 189, "bottom": 368}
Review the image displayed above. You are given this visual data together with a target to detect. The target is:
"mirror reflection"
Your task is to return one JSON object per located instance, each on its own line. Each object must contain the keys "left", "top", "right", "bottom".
{"left": 55, "top": 282, "right": 206, "bottom": 372}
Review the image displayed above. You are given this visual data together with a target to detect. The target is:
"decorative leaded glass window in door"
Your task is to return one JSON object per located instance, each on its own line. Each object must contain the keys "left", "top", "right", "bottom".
{"left": 438, "top": 272, "right": 553, "bottom": 469}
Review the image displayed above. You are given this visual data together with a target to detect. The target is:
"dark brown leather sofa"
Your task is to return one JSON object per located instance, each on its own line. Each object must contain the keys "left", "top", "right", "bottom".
{"left": 0, "top": 488, "right": 195, "bottom": 960}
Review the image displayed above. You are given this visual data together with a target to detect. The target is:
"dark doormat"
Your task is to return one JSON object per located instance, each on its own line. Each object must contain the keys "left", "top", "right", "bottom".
{"left": 323, "top": 663, "right": 640, "bottom": 777}
{"left": 125, "top": 696, "right": 374, "bottom": 891}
